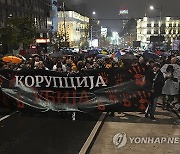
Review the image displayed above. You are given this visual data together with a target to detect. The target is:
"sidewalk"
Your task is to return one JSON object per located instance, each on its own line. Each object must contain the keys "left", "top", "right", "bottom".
{"left": 90, "top": 105, "right": 180, "bottom": 154}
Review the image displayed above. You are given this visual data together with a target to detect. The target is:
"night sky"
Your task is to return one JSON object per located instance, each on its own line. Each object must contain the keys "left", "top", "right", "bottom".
{"left": 64, "top": 0, "right": 180, "bottom": 32}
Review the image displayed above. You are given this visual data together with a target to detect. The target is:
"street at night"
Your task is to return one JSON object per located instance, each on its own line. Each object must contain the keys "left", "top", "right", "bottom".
{"left": 0, "top": 111, "right": 103, "bottom": 154}
{"left": 0, "top": 104, "right": 179, "bottom": 153}
{"left": 0, "top": 0, "right": 180, "bottom": 154}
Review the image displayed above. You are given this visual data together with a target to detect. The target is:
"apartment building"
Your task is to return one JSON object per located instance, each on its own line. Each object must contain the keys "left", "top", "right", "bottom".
{"left": 137, "top": 16, "right": 180, "bottom": 49}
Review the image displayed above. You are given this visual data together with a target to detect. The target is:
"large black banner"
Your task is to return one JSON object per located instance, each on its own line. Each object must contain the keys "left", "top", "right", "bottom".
{"left": 0, "top": 66, "right": 151, "bottom": 112}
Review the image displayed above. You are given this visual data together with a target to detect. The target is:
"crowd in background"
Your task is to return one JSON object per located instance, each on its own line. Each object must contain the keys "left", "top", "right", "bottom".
{"left": 0, "top": 50, "right": 179, "bottom": 73}
{"left": 0, "top": 49, "right": 180, "bottom": 119}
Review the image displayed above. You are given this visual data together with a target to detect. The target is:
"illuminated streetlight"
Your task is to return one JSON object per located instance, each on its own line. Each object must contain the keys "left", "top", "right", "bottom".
{"left": 150, "top": 5, "right": 154, "bottom": 10}
{"left": 8, "top": 14, "right": 13, "bottom": 19}
{"left": 90, "top": 11, "right": 96, "bottom": 48}
{"left": 149, "top": 5, "right": 163, "bottom": 27}
{"left": 150, "top": 5, "right": 162, "bottom": 12}
{"left": 149, "top": 5, "right": 163, "bottom": 47}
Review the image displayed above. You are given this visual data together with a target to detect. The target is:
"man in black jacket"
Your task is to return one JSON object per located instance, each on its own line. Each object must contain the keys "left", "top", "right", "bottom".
{"left": 145, "top": 63, "right": 165, "bottom": 120}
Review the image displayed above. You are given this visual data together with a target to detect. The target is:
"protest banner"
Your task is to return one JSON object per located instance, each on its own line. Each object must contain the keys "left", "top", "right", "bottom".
{"left": 0, "top": 66, "right": 151, "bottom": 112}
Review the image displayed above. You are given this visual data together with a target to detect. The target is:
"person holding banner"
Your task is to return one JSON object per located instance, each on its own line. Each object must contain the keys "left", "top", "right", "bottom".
{"left": 145, "top": 63, "right": 165, "bottom": 120}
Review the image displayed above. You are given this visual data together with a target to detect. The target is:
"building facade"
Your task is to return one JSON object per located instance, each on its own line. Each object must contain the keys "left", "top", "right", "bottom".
{"left": 119, "top": 19, "right": 137, "bottom": 48}
{"left": 0, "top": 0, "right": 51, "bottom": 31}
{"left": 58, "top": 11, "right": 89, "bottom": 48}
{"left": 137, "top": 16, "right": 180, "bottom": 49}
{"left": 0, "top": 0, "right": 54, "bottom": 53}
{"left": 49, "top": 0, "right": 58, "bottom": 32}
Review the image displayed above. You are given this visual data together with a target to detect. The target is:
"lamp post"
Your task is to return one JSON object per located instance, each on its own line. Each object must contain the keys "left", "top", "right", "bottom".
{"left": 62, "top": 1, "right": 67, "bottom": 42}
{"left": 150, "top": 5, "right": 163, "bottom": 48}
{"left": 90, "top": 11, "right": 96, "bottom": 48}
{"left": 90, "top": 25, "right": 93, "bottom": 47}
{"left": 150, "top": 5, "right": 162, "bottom": 24}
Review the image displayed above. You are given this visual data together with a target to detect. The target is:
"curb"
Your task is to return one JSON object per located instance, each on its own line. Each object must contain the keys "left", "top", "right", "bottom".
{"left": 79, "top": 112, "right": 107, "bottom": 154}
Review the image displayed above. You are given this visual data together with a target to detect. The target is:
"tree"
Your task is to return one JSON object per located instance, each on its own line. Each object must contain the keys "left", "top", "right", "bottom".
{"left": 0, "top": 17, "right": 36, "bottom": 53}
{"left": 17, "top": 17, "right": 36, "bottom": 49}
{"left": 0, "top": 20, "right": 19, "bottom": 52}
{"left": 79, "top": 24, "right": 89, "bottom": 48}
{"left": 100, "top": 36, "right": 110, "bottom": 48}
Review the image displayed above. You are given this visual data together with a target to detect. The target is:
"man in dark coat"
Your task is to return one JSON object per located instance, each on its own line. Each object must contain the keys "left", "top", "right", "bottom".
{"left": 145, "top": 62, "right": 165, "bottom": 120}
{"left": 145, "top": 59, "right": 155, "bottom": 89}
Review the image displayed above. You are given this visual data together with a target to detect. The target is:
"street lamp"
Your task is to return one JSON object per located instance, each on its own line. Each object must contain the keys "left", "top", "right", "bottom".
{"left": 150, "top": 6, "right": 154, "bottom": 10}
{"left": 150, "top": 5, "right": 163, "bottom": 48}
{"left": 62, "top": 1, "right": 67, "bottom": 42}
{"left": 8, "top": 14, "right": 13, "bottom": 18}
{"left": 90, "top": 11, "right": 96, "bottom": 48}
{"left": 150, "top": 5, "right": 162, "bottom": 19}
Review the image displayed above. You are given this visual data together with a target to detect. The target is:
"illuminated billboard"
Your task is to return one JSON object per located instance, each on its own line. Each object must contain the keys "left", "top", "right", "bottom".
{"left": 119, "top": 8, "right": 128, "bottom": 15}
{"left": 89, "top": 39, "right": 99, "bottom": 47}
{"left": 36, "top": 39, "right": 50, "bottom": 43}
{"left": 101, "top": 28, "right": 107, "bottom": 37}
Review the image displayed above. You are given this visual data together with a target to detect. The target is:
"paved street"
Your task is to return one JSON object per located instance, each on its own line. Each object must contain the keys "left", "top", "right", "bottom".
{"left": 0, "top": 100, "right": 180, "bottom": 154}
{"left": 0, "top": 0, "right": 180, "bottom": 154}
{"left": 0, "top": 111, "right": 101, "bottom": 154}
{"left": 90, "top": 106, "right": 180, "bottom": 154}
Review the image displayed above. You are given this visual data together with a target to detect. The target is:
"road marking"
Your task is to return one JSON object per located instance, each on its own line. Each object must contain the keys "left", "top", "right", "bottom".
{"left": 0, "top": 111, "right": 18, "bottom": 122}
{"left": 79, "top": 112, "right": 107, "bottom": 154}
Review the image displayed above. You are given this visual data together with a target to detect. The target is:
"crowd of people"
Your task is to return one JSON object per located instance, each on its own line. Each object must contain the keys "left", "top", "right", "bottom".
{"left": 0, "top": 52, "right": 124, "bottom": 72}
{"left": 0, "top": 49, "right": 180, "bottom": 120}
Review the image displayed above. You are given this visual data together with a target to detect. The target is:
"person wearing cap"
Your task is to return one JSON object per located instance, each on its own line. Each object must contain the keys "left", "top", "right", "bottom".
{"left": 145, "top": 63, "right": 165, "bottom": 120}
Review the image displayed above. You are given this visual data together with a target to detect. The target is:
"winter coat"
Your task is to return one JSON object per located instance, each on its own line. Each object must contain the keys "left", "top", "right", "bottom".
{"left": 162, "top": 72, "right": 179, "bottom": 95}
{"left": 152, "top": 70, "right": 165, "bottom": 98}
{"left": 161, "top": 64, "right": 180, "bottom": 95}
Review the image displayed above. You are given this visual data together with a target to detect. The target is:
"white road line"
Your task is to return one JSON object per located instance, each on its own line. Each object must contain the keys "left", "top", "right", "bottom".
{"left": 79, "top": 112, "right": 107, "bottom": 154}
{"left": 0, "top": 111, "right": 18, "bottom": 122}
